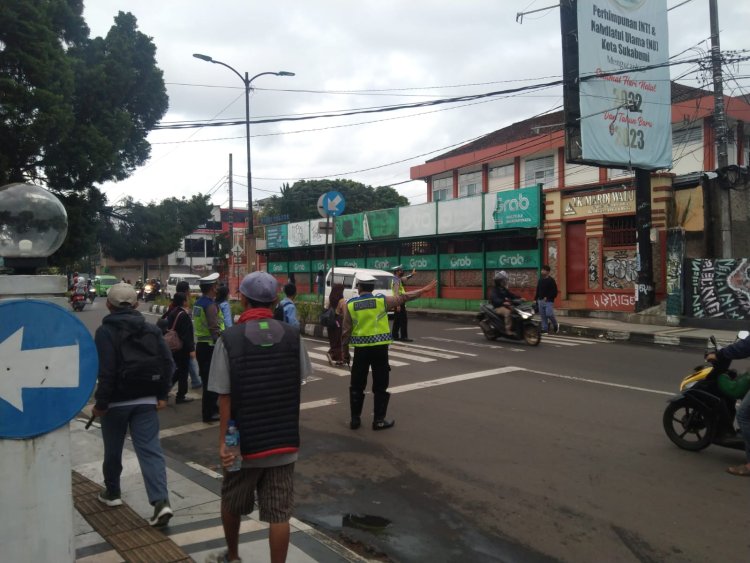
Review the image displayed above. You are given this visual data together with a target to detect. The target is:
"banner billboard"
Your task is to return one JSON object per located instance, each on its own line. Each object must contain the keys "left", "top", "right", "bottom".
{"left": 363, "top": 209, "right": 398, "bottom": 240}
{"left": 485, "top": 249, "right": 540, "bottom": 269}
{"left": 265, "top": 224, "right": 288, "bottom": 249}
{"left": 335, "top": 213, "right": 364, "bottom": 243}
{"left": 437, "top": 196, "right": 483, "bottom": 234}
{"left": 287, "top": 221, "right": 310, "bottom": 248}
{"left": 483, "top": 185, "right": 541, "bottom": 230}
{"left": 366, "top": 256, "right": 399, "bottom": 270}
{"left": 399, "top": 203, "right": 436, "bottom": 238}
{"left": 560, "top": 0, "right": 672, "bottom": 170}
{"left": 268, "top": 261, "right": 287, "bottom": 274}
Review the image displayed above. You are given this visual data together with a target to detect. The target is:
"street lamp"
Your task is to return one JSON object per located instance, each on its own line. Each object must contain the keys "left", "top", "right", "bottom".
{"left": 193, "top": 53, "right": 294, "bottom": 272}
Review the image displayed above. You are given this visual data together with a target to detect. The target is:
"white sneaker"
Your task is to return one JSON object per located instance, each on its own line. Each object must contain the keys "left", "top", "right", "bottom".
{"left": 149, "top": 500, "right": 173, "bottom": 527}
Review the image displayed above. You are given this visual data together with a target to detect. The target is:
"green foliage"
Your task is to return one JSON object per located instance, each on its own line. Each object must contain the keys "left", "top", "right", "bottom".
{"left": 0, "top": 3, "right": 169, "bottom": 263}
{"left": 257, "top": 179, "right": 409, "bottom": 223}
{"left": 99, "top": 195, "right": 212, "bottom": 261}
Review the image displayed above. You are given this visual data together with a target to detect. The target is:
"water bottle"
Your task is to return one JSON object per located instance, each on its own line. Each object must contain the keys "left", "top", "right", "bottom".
{"left": 224, "top": 420, "right": 242, "bottom": 472}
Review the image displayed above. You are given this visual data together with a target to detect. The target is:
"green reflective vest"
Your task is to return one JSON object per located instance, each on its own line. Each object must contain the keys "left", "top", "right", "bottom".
{"left": 391, "top": 276, "right": 405, "bottom": 296}
{"left": 193, "top": 295, "right": 224, "bottom": 344}
{"left": 347, "top": 294, "right": 392, "bottom": 347}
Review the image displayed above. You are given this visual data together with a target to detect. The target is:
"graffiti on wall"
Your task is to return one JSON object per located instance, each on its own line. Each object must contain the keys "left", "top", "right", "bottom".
{"left": 688, "top": 259, "right": 750, "bottom": 319}
{"left": 588, "top": 238, "right": 600, "bottom": 289}
{"left": 665, "top": 229, "right": 685, "bottom": 316}
{"left": 587, "top": 292, "right": 636, "bottom": 311}
{"left": 547, "top": 240, "right": 558, "bottom": 279}
{"left": 603, "top": 248, "right": 637, "bottom": 290}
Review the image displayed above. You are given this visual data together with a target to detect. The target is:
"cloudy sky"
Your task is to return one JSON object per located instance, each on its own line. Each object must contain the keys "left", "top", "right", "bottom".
{"left": 83, "top": 0, "right": 750, "bottom": 211}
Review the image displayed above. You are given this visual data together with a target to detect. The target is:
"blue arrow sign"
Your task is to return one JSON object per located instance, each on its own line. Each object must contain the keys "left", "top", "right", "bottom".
{"left": 0, "top": 300, "right": 98, "bottom": 439}
{"left": 321, "top": 191, "right": 346, "bottom": 217}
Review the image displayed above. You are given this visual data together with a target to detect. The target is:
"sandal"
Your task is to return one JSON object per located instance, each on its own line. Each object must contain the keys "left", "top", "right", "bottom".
{"left": 726, "top": 464, "right": 750, "bottom": 476}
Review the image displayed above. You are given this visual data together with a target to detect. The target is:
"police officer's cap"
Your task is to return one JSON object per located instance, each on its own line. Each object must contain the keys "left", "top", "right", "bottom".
{"left": 391, "top": 264, "right": 404, "bottom": 272}
{"left": 357, "top": 273, "right": 377, "bottom": 283}
{"left": 198, "top": 272, "right": 220, "bottom": 285}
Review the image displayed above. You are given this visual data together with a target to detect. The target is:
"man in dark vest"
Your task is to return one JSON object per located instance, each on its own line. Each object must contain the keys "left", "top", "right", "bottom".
{"left": 206, "top": 271, "right": 311, "bottom": 563}
{"left": 342, "top": 274, "right": 437, "bottom": 431}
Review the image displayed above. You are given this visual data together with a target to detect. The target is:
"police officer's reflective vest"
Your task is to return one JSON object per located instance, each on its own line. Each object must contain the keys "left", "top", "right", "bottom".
{"left": 193, "top": 295, "right": 224, "bottom": 344}
{"left": 390, "top": 275, "right": 405, "bottom": 296}
{"left": 347, "top": 294, "right": 392, "bottom": 347}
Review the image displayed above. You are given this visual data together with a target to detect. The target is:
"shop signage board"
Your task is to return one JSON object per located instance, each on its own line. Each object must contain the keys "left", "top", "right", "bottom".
{"left": 437, "top": 196, "right": 483, "bottom": 234}
{"left": 363, "top": 209, "right": 398, "bottom": 240}
{"left": 268, "top": 261, "right": 288, "bottom": 274}
{"left": 399, "top": 203, "right": 437, "bottom": 238}
{"left": 561, "top": 0, "right": 671, "bottom": 170}
{"left": 484, "top": 185, "right": 541, "bottom": 230}
{"left": 289, "top": 260, "right": 310, "bottom": 273}
{"left": 562, "top": 186, "right": 635, "bottom": 216}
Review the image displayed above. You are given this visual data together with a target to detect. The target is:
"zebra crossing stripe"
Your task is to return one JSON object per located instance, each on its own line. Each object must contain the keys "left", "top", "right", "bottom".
{"left": 387, "top": 349, "right": 436, "bottom": 362}
{"left": 311, "top": 347, "right": 409, "bottom": 367}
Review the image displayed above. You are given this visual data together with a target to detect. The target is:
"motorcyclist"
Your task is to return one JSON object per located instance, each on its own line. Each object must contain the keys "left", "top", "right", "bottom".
{"left": 490, "top": 271, "right": 518, "bottom": 335}
{"left": 706, "top": 335, "right": 750, "bottom": 476}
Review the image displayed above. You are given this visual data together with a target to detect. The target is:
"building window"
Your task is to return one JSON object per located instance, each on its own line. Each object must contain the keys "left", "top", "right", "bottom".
{"left": 432, "top": 176, "right": 452, "bottom": 201}
{"left": 524, "top": 155, "right": 554, "bottom": 186}
{"left": 604, "top": 216, "right": 637, "bottom": 247}
{"left": 458, "top": 171, "right": 481, "bottom": 197}
{"left": 673, "top": 126, "right": 701, "bottom": 146}
{"left": 489, "top": 163, "right": 513, "bottom": 179}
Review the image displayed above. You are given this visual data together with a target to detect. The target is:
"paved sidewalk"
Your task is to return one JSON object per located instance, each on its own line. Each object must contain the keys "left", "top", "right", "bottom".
{"left": 71, "top": 416, "right": 369, "bottom": 563}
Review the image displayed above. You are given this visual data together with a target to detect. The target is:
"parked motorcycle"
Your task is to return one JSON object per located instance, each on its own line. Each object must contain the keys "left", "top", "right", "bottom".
{"left": 663, "top": 332, "right": 750, "bottom": 452}
{"left": 476, "top": 299, "right": 541, "bottom": 346}
{"left": 71, "top": 292, "right": 86, "bottom": 312}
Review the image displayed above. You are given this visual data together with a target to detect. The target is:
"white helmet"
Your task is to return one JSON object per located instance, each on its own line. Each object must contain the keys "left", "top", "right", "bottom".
{"left": 494, "top": 270, "right": 509, "bottom": 282}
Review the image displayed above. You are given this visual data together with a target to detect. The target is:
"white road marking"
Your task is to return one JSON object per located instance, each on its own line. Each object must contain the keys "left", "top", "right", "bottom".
{"left": 445, "top": 327, "right": 483, "bottom": 331}
{"left": 160, "top": 421, "right": 218, "bottom": 438}
{"left": 386, "top": 346, "right": 460, "bottom": 360}
{"left": 301, "top": 397, "right": 339, "bottom": 409}
{"left": 389, "top": 366, "right": 522, "bottom": 393}
{"left": 519, "top": 367, "right": 672, "bottom": 396}
{"left": 185, "top": 461, "right": 222, "bottom": 479}
{"left": 387, "top": 349, "right": 436, "bottom": 362}
{"left": 390, "top": 340, "right": 477, "bottom": 356}
{"left": 310, "top": 347, "right": 408, "bottom": 367}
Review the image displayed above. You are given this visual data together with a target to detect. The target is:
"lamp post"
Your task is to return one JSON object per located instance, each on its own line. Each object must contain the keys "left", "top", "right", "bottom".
{"left": 193, "top": 53, "right": 294, "bottom": 272}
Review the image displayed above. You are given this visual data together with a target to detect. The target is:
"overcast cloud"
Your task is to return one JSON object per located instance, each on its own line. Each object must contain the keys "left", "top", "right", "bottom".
{"left": 82, "top": 0, "right": 750, "bottom": 210}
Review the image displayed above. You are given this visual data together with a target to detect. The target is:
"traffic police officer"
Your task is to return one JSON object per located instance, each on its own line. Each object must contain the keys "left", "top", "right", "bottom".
{"left": 193, "top": 272, "right": 223, "bottom": 422}
{"left": 342, "top": 273, "right": 437, "bottom": 430}
{"left": 390, "top": 264, "right": 415, "bottom": 342}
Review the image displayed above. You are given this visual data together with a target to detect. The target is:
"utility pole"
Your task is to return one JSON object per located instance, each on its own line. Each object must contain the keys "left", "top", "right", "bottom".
{"left": 635, "top": 168, "right": 654, "bottom": 312}
{"left": 710, "top": 0, "right": 731, "bottom": 257}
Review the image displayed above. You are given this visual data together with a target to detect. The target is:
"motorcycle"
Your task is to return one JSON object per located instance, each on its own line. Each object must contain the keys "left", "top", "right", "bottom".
{"left": 88, "top": 286, "right": 96, "bottom": 303}
{"left": 476, "top": 299, "right": 542, "bottom": 346}
{"left": 70, "top": 292, "right": 86, "bottom": 312}
{"left": 662, "top": 331, "right": 750, "bottom": 452}
{"left": 142, "top": 282, "right": 156, "bottom": 302}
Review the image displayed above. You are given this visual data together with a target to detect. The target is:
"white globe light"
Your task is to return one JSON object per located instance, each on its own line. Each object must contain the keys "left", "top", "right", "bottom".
{"left": 0, "top": 183, "right": 68, "bottom": 258}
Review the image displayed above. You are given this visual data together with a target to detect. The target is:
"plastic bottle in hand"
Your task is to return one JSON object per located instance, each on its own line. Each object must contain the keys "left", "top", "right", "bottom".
{"left": 224, "top": 420, "right": 242, "bottom": 472}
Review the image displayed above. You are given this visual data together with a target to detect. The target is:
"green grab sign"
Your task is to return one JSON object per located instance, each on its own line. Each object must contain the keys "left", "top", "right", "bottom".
{"left": 366, "top": 256, "right": 399, "bottom": 270}
{"left": 290, "top": 261, "right": 310, "bottom": 273}
{"left": 335, "top": 213, "right": 364, "bottom": 242}
{"left": 312, "top": 260, "right": 327, "bottom": 272}
{"left": 404, "top": 255, "right": 437, "bottom": 270}
{"left": 336, "top": 257, "right": 366, "bottom": 268}
{"left": 364, "top": 209, "right": 398, "bottom": 239}
{"left": 439, "top": 253, "right": 484, "bottom": 270}
{"left": 268, "top": 262, "right": 288, "bottom": 274}
{"left": 485, "top": 249, "right": 539, "bottom": 269}
{"left": 265, "top": 224, "right": 288, "bottom": 248}
{"left": 489, "top": 185, "right": 541, "bottom": 229}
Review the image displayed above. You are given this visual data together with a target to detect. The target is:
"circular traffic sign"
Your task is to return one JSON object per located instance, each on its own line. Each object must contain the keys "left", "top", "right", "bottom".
{"left": 0, "top": 300, "right": 99, "bottom": 439}
{"left": 319, "top": 191, "right": 346, "bottom": 217}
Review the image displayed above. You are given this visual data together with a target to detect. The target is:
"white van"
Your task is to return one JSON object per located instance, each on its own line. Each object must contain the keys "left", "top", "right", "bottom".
{"left": 324, "top": 267, "right": 394, "bottom": 303}
{"left": 165, "top": 273, "right": 203, "bottom": 299}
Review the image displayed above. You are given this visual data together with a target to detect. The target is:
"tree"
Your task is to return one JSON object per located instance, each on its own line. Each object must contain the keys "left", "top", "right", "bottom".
{"left": 0, "top": 2, "right": 169, "bottom": 263}
{"left": 99, "top": 195, "right": 212, "bottom": 262}
{"left": 257, "top": 179, "right": 409, "bottom": 223}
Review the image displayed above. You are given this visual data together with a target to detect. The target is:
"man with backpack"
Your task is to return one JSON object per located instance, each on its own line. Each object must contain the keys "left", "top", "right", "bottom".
{"left": 274, "top": 282, "right": 299, "bottom": 329}
{"left": 92, "top": 283, "right": 174, "bottom": 527}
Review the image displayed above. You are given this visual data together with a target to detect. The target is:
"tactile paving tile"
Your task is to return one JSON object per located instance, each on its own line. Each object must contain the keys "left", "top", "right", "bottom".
{"left": 72, "top": 470, "right": 191, "bottom": 562}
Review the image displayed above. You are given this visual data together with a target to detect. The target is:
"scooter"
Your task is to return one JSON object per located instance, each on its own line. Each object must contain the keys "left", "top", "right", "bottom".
{"left": 88, "top": 286, "right": 96, "bottom": 303}
{"left": 142, "top": 282, "right": 156, "bottom": 301}
{"left": 476, "top": 299, "right": 542, "bottom": 346}
{"left": 71, "top": 292, "right": 86, "bottom": 312}
{"left": 662, "top": 331, "right": 750, "bottom": 452}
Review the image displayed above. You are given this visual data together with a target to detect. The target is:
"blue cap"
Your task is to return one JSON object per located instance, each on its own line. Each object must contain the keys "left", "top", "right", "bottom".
{"left": 240, "top": 271, "right": 279, "bottom": 302}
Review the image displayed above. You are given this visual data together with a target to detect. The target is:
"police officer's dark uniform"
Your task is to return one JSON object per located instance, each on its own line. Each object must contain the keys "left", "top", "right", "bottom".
{"left": 342, "top": 274, "right": 437, "bottom": 430}
{"left": 193, "top": 272, "right": 223, "bottom": 422}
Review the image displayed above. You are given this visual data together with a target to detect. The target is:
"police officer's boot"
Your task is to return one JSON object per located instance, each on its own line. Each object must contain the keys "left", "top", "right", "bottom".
{"left": 349, "top": 387, "right": 365, "bottom": 430}
{"left": 372, "top": 391, "right": 395, "bottom": 431}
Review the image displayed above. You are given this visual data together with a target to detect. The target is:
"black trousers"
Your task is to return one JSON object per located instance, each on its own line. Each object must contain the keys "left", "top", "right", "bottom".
{"left": 391, "top": 304, "right": 408, "bottom": 339}
{"left": 172, "top": 352, "right": 189, "bottom": 400}
{"left": 196, "top": 342, "right": 217, "bottom": 420}
{"left": 351, "top": 344, "right": 389, "bottom": 396}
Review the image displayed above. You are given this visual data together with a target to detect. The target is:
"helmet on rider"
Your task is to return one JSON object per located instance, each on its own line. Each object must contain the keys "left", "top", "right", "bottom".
{"left": 494, "top": 270, "right": 509, "bottom": 285}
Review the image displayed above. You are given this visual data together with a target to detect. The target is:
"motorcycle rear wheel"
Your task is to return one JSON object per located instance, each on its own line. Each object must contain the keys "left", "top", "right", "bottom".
{"left": 523, "top": 324, "right": 541, "bottom": 346}
{"left": 663, "top": 399, "right": 715, "bottom": 451}
{"left": 479, "top": 320, "right": 497, "bottom": 341}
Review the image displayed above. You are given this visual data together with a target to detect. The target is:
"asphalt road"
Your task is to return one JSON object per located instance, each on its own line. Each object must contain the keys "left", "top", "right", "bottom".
{"left": 77, "top": 301, "right": 750, "bottom": 563}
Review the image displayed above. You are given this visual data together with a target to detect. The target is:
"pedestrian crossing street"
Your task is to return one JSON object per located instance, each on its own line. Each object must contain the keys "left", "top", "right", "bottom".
{"left": 304, "top": 332, "right": 610, "bottom": 381}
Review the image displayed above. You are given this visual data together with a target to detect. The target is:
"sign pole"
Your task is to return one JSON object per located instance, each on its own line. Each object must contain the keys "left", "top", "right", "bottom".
{"left": 331, "top": 215, "right": 336, "bottom": 287}
{"left": 322, "top": 216, "right": 330, "bottom": 305}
